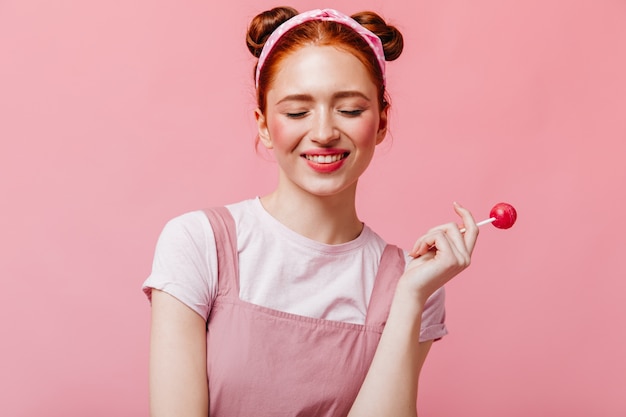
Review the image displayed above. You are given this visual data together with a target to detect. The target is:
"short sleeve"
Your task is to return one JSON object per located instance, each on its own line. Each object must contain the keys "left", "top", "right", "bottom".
{"left": 142, "top": 211, "right": 218, "bottom": 320}
{"left": 419, "top": 287, "right": 447, "bottom": 342}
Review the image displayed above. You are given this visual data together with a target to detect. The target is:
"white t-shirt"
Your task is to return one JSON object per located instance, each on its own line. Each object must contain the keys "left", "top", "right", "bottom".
{"left": 143, "top": 198, "right": 447, "bottom": 342}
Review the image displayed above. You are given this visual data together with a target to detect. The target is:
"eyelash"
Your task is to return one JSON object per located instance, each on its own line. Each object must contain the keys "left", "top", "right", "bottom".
{"left": 286, "top": 112, "right": 308, "bottom": 119}
{"left": 339, "top": 109, "right": 364, "bottom": 117}
{"left": 285, "top": 109, "right": 364, "bottom": 119}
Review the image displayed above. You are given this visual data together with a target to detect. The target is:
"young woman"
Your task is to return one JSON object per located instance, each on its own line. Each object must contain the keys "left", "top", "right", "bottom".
{"left": 144, "top": 7, "right": 478, "bottom": 417}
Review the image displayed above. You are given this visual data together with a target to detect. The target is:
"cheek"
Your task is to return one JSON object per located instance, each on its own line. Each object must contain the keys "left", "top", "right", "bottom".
{"left": 267, "top": 116, "right": 292, "bottom": 148}
{"left": 351, "top": 117, "right": 380, "bottom": 145}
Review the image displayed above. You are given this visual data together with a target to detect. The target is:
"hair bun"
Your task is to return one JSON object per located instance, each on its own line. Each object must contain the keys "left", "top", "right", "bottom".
{"left": 246, "top": 7, "right": 299, "bottom": 58}
{"left": 351, "top": 11, "right": 404, "bottom": 61}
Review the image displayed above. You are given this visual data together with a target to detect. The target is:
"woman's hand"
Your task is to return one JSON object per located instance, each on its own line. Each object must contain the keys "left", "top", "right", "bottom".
{"left": 403, "top": 202, "right": 479, "bottom": 304}
{"left": 348, "top": 203, "right": 477, "bottom": 417}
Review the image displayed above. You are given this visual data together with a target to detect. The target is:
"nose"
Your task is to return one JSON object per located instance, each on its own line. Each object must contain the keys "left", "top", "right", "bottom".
{"left": 310, "top": 110, "right": 339, "bottom": 145}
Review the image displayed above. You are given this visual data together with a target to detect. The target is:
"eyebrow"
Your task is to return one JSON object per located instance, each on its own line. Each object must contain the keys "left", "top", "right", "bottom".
{"left": 276, "top": 91, "right": 371, "bottom": 105}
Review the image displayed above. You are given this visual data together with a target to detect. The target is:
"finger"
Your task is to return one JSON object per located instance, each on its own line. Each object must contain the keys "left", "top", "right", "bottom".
{"left": 415, "top": 217, "right": 471, "bottom": 265}
{"left": 409, "top": 228, "right": 455, "bottom": 258}
{"left": 454, "top": 202, "right": 479, "bottom": 254}
{"left": 437, "top": 221, "right": 470, "bottom": 264}
{"left": 410, "top": 219, "right": 464, "bottom": 257}
{"left": 409, "top": 239, "right": 429, "bottom": 258}
{"left": 409, "top": 234, "right": 433, "bottom": 258}
{"left": 407, "top": 246, "right": 435, "bottom": 266}
{"left": 410, "top": 203, "right": 479, "bottom": 258}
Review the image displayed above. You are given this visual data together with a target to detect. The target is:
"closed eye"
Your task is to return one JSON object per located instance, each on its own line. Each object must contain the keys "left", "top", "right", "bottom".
{"left": 286, "top": 111, "right": 308, "bottom": 119}
{"left": 339, "top": 109, "right": 365, "bottom": 117}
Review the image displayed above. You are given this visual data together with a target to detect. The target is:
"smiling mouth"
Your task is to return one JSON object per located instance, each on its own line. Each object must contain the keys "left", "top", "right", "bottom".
{"left": 302, "top": 152, "right": 349, "bottom": 164}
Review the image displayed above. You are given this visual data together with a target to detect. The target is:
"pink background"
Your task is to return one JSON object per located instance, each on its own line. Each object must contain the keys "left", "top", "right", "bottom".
{"left": 1, "top": 0, "right": 625, "bottom": 415}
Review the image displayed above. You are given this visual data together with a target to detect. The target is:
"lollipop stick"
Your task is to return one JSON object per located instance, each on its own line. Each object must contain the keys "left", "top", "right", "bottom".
{"left": 459, "top": 217, "right": 496, "bottom": 233}
{"left": 423, "top": 217, "right": 496, "bottom": 253}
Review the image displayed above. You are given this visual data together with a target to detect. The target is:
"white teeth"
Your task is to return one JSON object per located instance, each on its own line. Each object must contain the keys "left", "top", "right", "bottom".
{"left": 304, "top": 153, "right": 346, "bottom": 163}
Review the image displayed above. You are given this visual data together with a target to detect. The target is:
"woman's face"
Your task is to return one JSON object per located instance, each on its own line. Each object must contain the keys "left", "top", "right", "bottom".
{"left": 256, "top": 45, "right": 388, "bottom": 198}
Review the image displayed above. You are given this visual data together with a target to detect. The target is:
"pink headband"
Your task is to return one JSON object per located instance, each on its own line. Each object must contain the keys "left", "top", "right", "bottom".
{"left": 255, "top": 8, "right": 386, "bottom": 89}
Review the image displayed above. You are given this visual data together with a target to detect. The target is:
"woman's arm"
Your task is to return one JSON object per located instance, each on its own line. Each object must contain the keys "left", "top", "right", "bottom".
{"left": 149, "top": 289, "right": 209, "bottom": 417}
{"left": 348, "top": 203, "right": 478, "bottom": 417}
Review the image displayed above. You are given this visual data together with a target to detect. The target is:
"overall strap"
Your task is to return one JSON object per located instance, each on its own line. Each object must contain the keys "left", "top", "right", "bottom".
{"left": 365, "top": 244, "right": 406, "bottom": 327}
{"left": 203, "top": 207, "right": 239, "bottom": 298}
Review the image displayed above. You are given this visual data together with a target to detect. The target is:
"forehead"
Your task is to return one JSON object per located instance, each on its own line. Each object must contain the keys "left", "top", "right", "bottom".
{"left": 269, "top": 45, "right": 377, "bottom": 96}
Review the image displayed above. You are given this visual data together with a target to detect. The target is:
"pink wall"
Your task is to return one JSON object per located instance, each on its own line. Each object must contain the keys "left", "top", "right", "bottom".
{"left": 1, "top": 0, "right": 624, "bottom": 416}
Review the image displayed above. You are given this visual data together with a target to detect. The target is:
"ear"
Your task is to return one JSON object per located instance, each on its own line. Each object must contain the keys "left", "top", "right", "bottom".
{"left": 375, "top": 105, "right": 389, "bottom": 145}
{"left": 255, "top": 108, "right": 273, "bottom": 149}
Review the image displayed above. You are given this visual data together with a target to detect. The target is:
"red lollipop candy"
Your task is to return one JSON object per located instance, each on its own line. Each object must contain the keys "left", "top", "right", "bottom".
{"left": 461, "top": 202, "right": 517, "bottom": 232}
{"left": 489, "top": 202, "right": 517, "bottom": 229}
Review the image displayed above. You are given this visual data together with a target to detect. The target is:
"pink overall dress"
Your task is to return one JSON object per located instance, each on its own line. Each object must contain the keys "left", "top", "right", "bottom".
{"left": 204, "top": 207, "right": 406, "bottom": 417}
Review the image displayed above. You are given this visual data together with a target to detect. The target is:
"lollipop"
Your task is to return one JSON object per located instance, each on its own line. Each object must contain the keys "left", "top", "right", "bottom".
{"left": 423, "top": 202, "right": 517, "bottom": 255}
{"left": 468, "top": 202, "right": 517, "bottom": 231}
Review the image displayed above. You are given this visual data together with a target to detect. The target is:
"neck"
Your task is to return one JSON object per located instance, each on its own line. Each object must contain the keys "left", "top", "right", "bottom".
{"left": 260, "top": 183, "right": 363, "bottom": 245}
